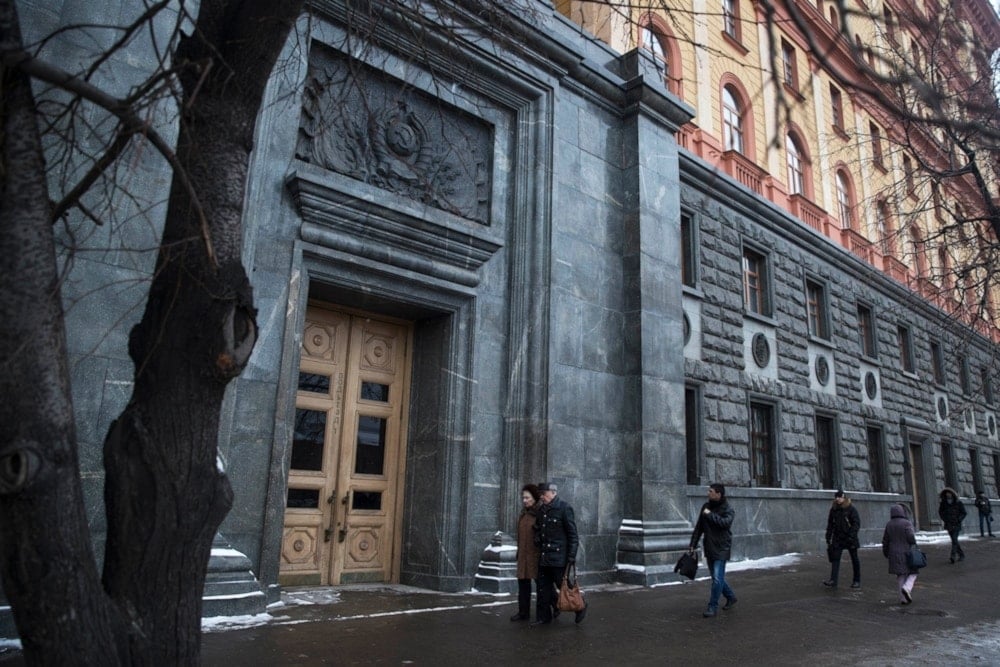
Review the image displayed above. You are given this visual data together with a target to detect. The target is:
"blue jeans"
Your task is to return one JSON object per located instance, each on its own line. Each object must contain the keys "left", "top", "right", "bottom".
{"left": 979, "top": 513, "right": 994, "bottom": 536}
{"left": 707, "top": 558, "right": 736, "bottom": 610}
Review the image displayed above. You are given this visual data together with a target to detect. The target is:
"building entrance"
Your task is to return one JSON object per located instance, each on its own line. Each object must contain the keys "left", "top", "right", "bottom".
{"left": 279, "top": 305, "right": 411, "bottom": 585}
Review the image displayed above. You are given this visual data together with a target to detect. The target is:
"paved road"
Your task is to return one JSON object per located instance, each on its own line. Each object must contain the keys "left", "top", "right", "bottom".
{"left": 2, "top": 534, "right": 998, "bottom": 665}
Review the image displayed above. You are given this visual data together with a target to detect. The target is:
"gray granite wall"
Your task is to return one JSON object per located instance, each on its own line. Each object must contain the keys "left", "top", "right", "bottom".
{"left": 8, "top": 2, "right": 1000, "bottom": 629}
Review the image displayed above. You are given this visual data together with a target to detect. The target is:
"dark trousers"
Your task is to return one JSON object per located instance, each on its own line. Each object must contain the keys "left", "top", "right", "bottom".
{"left": 947, "top": 527, "right": 965, "bottom": 559}
{"left": 979, "top": 513, "right": 994, "bottom": 536}
{"left": 517, "top": 578, "right": 533, "bottom": 616}
{"left": 829, "top": 547, "right": 861, "bottom": 584}
{"left": 535, "top": 565, "right": 564, "bottom": 623}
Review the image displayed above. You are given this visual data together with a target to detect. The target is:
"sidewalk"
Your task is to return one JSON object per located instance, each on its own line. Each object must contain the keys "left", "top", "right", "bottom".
{"left": 3, "top": 534, "right": 999, "bottom": 665}
{"left": 197, "top": 533, "right": 999, "bottom": 666}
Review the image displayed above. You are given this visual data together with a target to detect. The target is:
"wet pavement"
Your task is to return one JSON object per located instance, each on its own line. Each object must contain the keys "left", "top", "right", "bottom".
{"left": 2, "top": 534, "right": 999, "bottom": 665}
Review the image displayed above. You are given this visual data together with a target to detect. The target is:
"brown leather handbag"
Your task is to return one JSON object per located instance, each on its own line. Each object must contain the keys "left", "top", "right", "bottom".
{"left": 557, "top": 564, "right": 586, "bottom": 612}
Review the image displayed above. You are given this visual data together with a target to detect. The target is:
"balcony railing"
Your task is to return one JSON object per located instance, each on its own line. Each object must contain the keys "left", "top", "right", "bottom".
{"left": 883, "top": 256, "right": 909, "bottom": 283}
{"left": 721, "top": 150, "right": 766, "bottom": 195}
{"left": 788, "top": 194, "right": 826, "bottom": 234}
{"left": 840, "top": 227, "right": 873, "bottom": 263}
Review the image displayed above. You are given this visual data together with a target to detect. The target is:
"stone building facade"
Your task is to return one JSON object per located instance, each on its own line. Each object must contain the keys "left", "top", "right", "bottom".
{"left": 5, "top": 0, "right": 999, "bottom": 628}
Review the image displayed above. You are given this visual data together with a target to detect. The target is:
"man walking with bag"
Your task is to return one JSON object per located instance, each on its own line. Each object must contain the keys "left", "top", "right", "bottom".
{"left": 823, "top": 489, "right": 862, "bottom": 588}
{"left": 689, "top": 483, "right": 737, "bottom": 618}
{"left": 532, "top": 482, "right": 586, "bottom": 625}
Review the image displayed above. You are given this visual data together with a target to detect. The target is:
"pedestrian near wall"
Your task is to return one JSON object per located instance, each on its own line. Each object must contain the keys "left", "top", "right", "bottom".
{"left": 823, "top": 489, "right": 861, "bottom": 589}
{"left": 882, "top": 503, "right": 919, "bottom": 605}
{"left": 938, "top": 487, "right": 967, "bottom": 563}
{"left": 974, "top": 490, "right": 994, "bottom": 538}
{"left": 511, "top": 484, "right": 540, "bottom": 621}
{"left": 689, "top": 483, "right": 737, "bottom": 618}
{"left": 532, "top": 482, "right": 586, "bottom": 625}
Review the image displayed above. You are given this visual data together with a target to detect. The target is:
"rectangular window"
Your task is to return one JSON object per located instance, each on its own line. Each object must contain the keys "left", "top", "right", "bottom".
{"left": 866, "top": 424, "right": 889, "bottom": 492}
{"left": 982, "top": 367, "right": 994, "bottom": 405}
{"left": 870, "top": 122, "right": 884, "bottom": 167}
{"left": 971, "top": 448, "right": 983, "bottom": 495}
{"left": 685, "top": 385, "right": 702, "bottom": 485}
{"left": 883, "top": 6, "right": 895, "bottom": 42}
{"left": 815, "top": 415, "right": 837, "bottom": 489}
{"left": 830, "top": 85, "right": 844, "bottom": 131}
{"left": 930, "top": 340, "right": 946, "bottom": 386}
{"left": 959, "top": 355, "right": 972, "bottom": 396}
{"left": 781, "top": 39, "right": 798, "bottom": 89}
{"left": 681, "top": 212, "right": 697, "bottom": 288}
{"left": 942, "top": 441, "right": 957, "bottom": 490}
{"left": 897, "top": 324, "right": 914, "bottom": 373}
{"left": 743, "top": 246, "right": 771, "bottom": 316}
{"left": 994, "top": 453, "right": 1000, "bottom": 498}
{"left": 749, "top": 401, "right": 777, "bottom": 487}
{"left": 722, "top": 0, "right": 739, "bottom": 39}
{"left": 806, "top": 279, "right": 829, "bottom": 340}
{"left": 903, "top": 155, "right": 915, "bottom": 193}
{"left": 857, "top": 303, "right": 877, "bottom": 359}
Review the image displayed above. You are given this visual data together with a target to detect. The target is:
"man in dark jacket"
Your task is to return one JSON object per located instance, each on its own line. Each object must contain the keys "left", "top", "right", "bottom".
{"left": 974, "top": 490, "right": 994, "bottom": 537}
{"left": 689, "top": 483, "right": 737, "bottom": 617}
{"left": 532, "top": 482, "right": 585, "bottom": 625}
{"left": 823, "top": 489, "right": 862, "bottom": 588}
{"left": 938, "top": 487, "right": 967, "bottom": 563}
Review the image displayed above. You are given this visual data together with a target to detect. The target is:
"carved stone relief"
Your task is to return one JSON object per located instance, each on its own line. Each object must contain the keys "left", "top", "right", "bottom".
{"left": 297, "top": 45, "right": 493, "bottom": 224}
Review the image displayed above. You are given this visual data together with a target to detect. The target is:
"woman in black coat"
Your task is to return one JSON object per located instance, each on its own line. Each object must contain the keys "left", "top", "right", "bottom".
{"left": 882, "top": 503, "right": 918, "bottom": 605}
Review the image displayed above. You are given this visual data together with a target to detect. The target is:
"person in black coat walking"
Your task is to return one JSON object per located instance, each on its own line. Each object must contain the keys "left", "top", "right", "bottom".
{"left": 938, "top": 487, "right": 967, "bottom": 563}
{"left": 532, "top": 482, "right": 586, "bottom": 625}
{"left": 882, "top": 503, "right": 918, "bottom": 604}
{"left": 823, "top": 489, "right": 862, "bottom": 588}
{"left": 689, "top": 483, "right": 737, "bottom": 618}
{"left": 974, "top": 490, "right": 994, "bottom": 537}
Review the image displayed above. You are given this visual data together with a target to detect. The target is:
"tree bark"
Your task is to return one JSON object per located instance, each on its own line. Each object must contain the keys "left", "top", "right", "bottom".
{"left": 0, "top": 1, "right": 128, "bottom": 664}
{"left": 3, "top": 0, "right": 303, "bottom": 663}
{"left": 99, "top": 1, "right": 304, "bottom": 663}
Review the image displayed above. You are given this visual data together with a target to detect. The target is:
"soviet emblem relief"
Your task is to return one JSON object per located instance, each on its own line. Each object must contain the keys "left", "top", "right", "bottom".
{"left": 864, "top": 371, "right": 878, "bottom": 399}
{"left": 296, "top": 48, "right": 493, "bottom": 225}
{"left": 815, "top": 355, "right": 830, "bottom": 386}
{"left": 751, "top": 332, "right": 770, "bottom": 368}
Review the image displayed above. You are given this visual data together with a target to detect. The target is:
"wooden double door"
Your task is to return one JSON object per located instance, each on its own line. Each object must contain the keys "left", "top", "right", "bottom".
{"left": 279, "top": 305, "right": 411, "bottom": 585}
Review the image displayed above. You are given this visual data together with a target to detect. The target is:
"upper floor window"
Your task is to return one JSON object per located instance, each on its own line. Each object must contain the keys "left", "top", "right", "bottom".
{"left": 857, "top": 303, "right": 877, "bottom": 359}
{"left": 749, "top": 401, "right": 777, "bottom": 487}
{"left": 743, "top": 245, "right": 771, "bottom": 317}
{"left": 815, "top": 414, "right": 838, "bottom": 489}
{"left": 959, "top": 354, "right": 972, "bottom": 396}
{"left": 883, "top": 6, "right": 896, "bottom": 43}
{"left": 830, "top": 84, "right": 845, "bottom": 132}
{"left": 930, "top": 340, "right": 945, "bottom": 386}
{"left": 722, "top": 86, "right": 745, "bottom": 154}
{"left": 898, "top": 324, "right": 914, "bottom": 372}
{"left": 681, "top": 211, "right": 698, "bottom": 287}
{"left": 786, "top": 133, "right": 805, "bottom": 196}
{"left": 639, "top": 22, "right": 678, "bottom": 96}
{"left": 982, "top": 367, "right": 995, "bottom": 405}
{"left": 866, "top": 424, "right": 889, "bottom": 492}
{"left": 835, "top": 170, "right": 854, "bottom": 229}
{"left": 903, "top": 155, "right": 916, "bottom": 194}
{"left": 640, "top": 25, "right": 668, "bottom": 75}
{"left": 876, "top": 201, "right": 895, "bottom": 254}
{"left": 781, "top": 39, "right": 798, "bottom": 89}
{"left": 870, "top": 122, "right": 884, "bottom": 168}
{"left": 806, "top": 278, "right": 830, "bottom": 340}
{"left": 722, "top": 0, "right": 740, "bottom": 41}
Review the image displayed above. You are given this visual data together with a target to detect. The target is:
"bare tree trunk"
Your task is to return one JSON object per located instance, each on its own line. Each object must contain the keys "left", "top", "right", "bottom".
{"left": 0, "top": 1, "right": 129, "bottom": 664}
{"left": 99, "top": 1, "right": 304, "bottom": 663}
